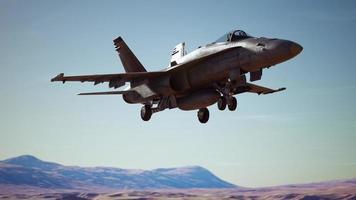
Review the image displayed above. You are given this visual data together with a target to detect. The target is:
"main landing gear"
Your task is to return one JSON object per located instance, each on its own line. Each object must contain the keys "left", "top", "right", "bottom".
{"left": 139, "top": 94, "right": 236, "bottom": 124}
{"left": 140, "top": 105, "right": 152, "bottom": 121}
{"left": 197, "top": 108, "right": 209, "bottom": 123}
{"left": 140, "top": 96, "right": 173, "bottom": 122}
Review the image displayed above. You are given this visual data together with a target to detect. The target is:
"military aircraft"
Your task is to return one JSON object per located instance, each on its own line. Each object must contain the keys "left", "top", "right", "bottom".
{"left": 51, "top": 29, "right": 302, "bottom": 123}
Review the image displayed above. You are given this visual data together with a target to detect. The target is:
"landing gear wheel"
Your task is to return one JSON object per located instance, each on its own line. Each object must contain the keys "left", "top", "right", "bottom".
{"left": 197, "top": 108, "right": 209, "bottom": 123}
{"left": 228, "top": 97, "right": 237, "bottom": 111}
{"left": 140, "top": 105, "right": 152, "bottom": 121}
{"left": 217, "top": 96, "right": 227, "bottom": 111}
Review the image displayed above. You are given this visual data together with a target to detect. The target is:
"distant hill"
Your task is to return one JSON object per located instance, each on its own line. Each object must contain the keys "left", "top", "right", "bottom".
{"left": 0, "top": 155, "right": 236, "bottom": 190}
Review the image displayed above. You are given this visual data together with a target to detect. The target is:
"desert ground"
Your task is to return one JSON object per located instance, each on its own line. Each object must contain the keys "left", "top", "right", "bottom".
{"left": 1, "top": 182, "right": 356, "bottom": 200}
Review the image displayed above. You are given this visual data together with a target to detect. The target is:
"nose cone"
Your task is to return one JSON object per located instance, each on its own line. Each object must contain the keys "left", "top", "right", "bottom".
{"left": 288, "top": 41, "right": 303, "bottom": 57}
{"left": 266, "top": 39, "right": 303, "bottom": 64}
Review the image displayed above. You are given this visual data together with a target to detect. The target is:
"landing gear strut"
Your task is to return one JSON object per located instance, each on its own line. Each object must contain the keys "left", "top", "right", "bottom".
{"left": 140, "top": 105, "right": 152, "bottom": 121}
{"left": 197, "top": 108, "right": 209, "bottom": 123}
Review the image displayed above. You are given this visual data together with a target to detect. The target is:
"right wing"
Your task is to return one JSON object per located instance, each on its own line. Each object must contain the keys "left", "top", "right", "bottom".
{"left": 51, "top": 71, "right": 166, "bottom": 89}
{"left": 245, "top": 83, "right": 286, "bottom": 95}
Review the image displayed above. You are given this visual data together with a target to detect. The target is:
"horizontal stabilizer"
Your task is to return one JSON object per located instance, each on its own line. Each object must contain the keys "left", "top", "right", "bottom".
{"left": 78, "top": 90, "right": 131, "bottom": 95}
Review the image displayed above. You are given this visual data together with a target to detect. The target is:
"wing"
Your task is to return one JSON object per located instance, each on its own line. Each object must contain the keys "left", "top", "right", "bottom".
{"left": 51, "top": 71, "right": 166, "bottom": 89}
{"left": 78, "top": 90, "right": 131, "bottom": 95}
{"left": 245, "top": 83, "right": 286, "bottom": 95}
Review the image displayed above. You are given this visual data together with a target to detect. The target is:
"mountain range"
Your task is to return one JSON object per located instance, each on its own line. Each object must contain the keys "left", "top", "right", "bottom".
{"left": 0, "top": 155, "right": 235, "bottom": 190}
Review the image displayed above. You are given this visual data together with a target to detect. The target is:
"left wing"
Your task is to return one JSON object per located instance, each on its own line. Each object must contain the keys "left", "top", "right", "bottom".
{"left": 78, "top": 90, "right": 132, "bottom": 95}
{"left": 51, "top": 71, "right": 166, "bottom": 89}
{"left": 245, "top": 83, "right": 286, "bottom": 95}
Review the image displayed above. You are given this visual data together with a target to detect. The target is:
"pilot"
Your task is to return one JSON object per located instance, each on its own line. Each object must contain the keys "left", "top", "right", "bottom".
{"left": 230, "top": 30, "right": 248, "bottom": 41}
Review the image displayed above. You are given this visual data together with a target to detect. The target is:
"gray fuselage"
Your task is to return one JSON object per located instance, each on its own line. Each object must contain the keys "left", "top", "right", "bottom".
{"left": 123, "top": 36, "right": 302, "bottom": 106}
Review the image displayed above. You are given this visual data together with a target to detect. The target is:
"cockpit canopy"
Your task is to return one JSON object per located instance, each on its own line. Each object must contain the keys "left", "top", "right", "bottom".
{"left": 215, "top": 30, "right": 251, "bottom": 43}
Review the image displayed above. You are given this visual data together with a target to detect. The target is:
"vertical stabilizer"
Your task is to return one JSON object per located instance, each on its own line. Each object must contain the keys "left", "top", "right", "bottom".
{"left": 170, "top": 42, "right": 186, "bottom": 67}
{"left": 113, "top": 37, "right": 147, "bottom": 72}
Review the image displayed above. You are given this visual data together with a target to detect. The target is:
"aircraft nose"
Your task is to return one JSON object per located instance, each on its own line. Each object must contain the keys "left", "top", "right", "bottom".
{"left": 288, "top": 41, "right": 303, "bottom": 56}
{"left": 267, "top": 39, "right": 303, "bottom": 63}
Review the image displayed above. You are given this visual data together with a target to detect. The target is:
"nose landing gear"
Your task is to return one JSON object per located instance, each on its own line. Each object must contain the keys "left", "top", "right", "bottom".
{"left": 227, "top": 96, "right": 237, "bottom": 111}
{"left": 215, "top": 75, "right": 242, "bottom": 112}
{"left": 217, "top": 96, "right": 227, "bottom": 110}
{"left": 217, "top": 95, "right": 238, "bottom": 111}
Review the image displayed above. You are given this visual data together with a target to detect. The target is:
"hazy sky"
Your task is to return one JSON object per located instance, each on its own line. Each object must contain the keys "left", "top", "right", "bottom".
{"left": 1, "top": 0, "right": 356, "bottom": 187}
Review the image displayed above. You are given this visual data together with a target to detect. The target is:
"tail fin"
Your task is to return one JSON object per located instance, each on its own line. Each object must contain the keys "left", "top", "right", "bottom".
{"left": 113, "top": 37, "right": 147, "bottom": 72}
{"left": 170, "top": 42, "right": 186, "bottom": 67}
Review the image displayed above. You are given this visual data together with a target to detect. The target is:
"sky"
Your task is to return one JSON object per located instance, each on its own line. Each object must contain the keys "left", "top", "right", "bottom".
{"left": 1, "top": 0, "right": 356, "bottom": 187}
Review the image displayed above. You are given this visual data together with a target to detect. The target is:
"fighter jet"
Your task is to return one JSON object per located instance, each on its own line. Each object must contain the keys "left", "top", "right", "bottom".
{"left": 51, "top": 29, "right": 302, "bottom": 123}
